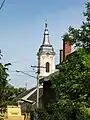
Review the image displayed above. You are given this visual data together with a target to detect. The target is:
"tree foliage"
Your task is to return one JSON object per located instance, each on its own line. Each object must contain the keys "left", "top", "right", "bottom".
{"left": 37, "top": 2, "right": 90, "bottom": 120}
{"left": 0, "top": 60, "right": 9, "bottom": 111}
{"left": 6, "top": 84, "right": 26, "bottom": 105}
{"left": 50, "top": 49, "right": 90, "bottom": 120}
{"left": 38, "top": 49, "right": 90, "bottom": 120}
{"left": 65, "top": 2, "right": 90, "bottom": 52}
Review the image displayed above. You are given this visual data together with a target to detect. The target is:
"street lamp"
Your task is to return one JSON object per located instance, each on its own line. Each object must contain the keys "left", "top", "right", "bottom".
{"left": 31, "top": 65, "right": 46, "bottom": 108}
{"left": 16, "top": 70, "right": 39, "bottom": 108}
{"left": 16, "top": 70, "right": 36, "bottom": 79}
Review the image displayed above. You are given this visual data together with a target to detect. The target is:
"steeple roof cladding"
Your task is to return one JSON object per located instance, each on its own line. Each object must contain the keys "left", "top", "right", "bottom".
{"left": 37, "top": 21, "right": 55, "bottom": 56}
{"left": 43, "top": 20, "right": 50, "bottom": 45}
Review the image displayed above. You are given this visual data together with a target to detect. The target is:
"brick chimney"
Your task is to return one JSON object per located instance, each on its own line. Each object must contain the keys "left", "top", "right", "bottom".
{"left": 63, "top": 40, "right": 71, "bottom": 61}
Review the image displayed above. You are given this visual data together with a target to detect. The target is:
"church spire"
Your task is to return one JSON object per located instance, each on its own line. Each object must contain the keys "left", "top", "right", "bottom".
{"left": 37, "top": 21, "right": 55, "bottom": 78}
{"left": 43, "top": 20, "right": 50, "bottom": 45}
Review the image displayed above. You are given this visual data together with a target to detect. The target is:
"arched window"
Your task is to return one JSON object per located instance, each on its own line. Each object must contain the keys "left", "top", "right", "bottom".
{"left": 46, "top": 62, "right": 50, "bottom": 72}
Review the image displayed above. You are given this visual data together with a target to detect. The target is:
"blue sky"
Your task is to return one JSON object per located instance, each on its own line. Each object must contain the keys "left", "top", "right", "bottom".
{"left": 0, "top": 0, "right": 88, "bottom": 89}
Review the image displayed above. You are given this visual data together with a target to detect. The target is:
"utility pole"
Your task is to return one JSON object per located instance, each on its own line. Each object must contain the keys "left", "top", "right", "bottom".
{"left": 36, "top": 69, "right": 39, "bottom": 108}
{"left": 31, "top": 65, "right": 45, "bottom": 108}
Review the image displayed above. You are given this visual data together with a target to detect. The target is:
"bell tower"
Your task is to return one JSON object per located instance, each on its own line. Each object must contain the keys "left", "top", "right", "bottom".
{"left": 37, "top": 21, "right": 55, "bottom": 78}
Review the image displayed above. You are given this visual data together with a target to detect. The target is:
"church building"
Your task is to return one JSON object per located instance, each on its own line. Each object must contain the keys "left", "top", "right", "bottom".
{"left": 37, "top": 21, "right": 55, "bottom": 78}
{"left": 15, "top": 21, "right": 56, "bottom": 110}
{"left": 14, "top": 21, "right": 72, "bottom": 111}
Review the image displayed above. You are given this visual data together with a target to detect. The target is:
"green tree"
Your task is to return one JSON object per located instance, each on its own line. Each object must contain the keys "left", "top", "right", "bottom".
{"left": 49, "top": 2, "right": 90, "bottom": 120}
{"left": 50, "top": 49, "right": 90, "bottom": 120}
{"left": 5, "top": 84, "right": 26, "bottom": 105}
{"left": 38, "top": 49, "right": 90, "bottom": 120}
{"left": 67, "top": 2, "right": 90, "bottom": 52}
{"left": 37, "top": 2, "right": 90, "bottom": 120}
{"left": 0, "top": 53, "right": 10, "bottom": 112}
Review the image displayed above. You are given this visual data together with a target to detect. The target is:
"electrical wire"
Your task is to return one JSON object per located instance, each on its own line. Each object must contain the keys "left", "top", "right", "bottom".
{"left": 5, "top": 58, "right": 32, "bottom": 64}
{"left": 9, "top": 70, "right": 35, "bottom": 73}
{"left": 0, "top": 0, "right": 6, "bottom": 10}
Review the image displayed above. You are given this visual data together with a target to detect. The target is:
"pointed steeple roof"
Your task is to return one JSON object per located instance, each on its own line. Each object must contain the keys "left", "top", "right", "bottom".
{"left": 43, "top": 20, "right": 50, "bottom": 45}
{"left": 37, "top": 21, "right": 55, "bottom": 56}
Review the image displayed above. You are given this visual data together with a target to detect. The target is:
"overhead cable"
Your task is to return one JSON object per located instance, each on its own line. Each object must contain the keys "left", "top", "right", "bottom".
{"left": 0, "top": 0, "right": 6, "bottom": 10}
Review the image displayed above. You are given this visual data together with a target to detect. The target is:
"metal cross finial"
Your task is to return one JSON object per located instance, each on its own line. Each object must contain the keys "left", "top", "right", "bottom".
{"left": 45, "top": 20, "right": 48, "bottom": 28}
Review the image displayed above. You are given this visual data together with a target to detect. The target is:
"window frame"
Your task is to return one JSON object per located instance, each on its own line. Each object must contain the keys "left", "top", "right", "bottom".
{"left": 46, "top": 62, "right": 50, "bottom": 72}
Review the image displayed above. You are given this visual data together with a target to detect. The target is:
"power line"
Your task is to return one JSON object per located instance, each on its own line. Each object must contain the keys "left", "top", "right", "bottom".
{"left": 9, "top": 70, "right": 35, "bottom": 73}
{"left": 3, "top": 58, "right": 32, "bottom": 64}
{"left": 11, "top": 59, "right": 31, "bottom": 63}
{"left": 0, "top": 0, "right": 6, "bottom": 10}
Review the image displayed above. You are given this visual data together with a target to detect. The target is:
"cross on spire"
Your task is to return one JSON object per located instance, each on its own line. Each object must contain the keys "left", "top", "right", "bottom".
{"left": 45, "top": 20, "right": 48, "bottom": 29}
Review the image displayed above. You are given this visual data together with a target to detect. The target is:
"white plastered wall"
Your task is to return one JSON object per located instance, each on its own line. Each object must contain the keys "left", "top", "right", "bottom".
{"left": 39, "top": 54, "right": 55, "bottom": 77}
